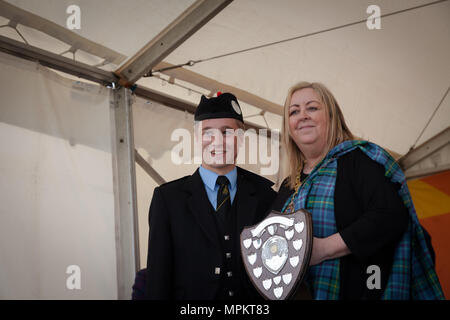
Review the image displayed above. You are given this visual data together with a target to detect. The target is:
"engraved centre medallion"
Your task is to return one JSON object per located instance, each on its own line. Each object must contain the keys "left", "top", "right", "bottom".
{"left": 261, "top": 235, "right": 288, "bottom": 274}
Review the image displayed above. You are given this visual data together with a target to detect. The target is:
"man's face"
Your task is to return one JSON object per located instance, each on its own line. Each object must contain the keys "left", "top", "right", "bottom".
{"left": 196, "top": 118, "right": 242, "bottom": 172}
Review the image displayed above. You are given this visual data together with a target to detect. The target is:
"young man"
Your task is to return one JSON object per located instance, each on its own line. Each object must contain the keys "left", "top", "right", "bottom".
{"left": 145, "top": 93, "right": 276, "bottom": 299}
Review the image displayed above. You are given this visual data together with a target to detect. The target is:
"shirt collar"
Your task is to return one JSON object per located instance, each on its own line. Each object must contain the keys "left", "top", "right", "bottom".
{"left": 199, "top": 166, "right": 237, "bottom": 191}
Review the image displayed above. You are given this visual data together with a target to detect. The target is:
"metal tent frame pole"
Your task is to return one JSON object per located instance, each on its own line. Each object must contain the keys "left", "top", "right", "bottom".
{"left": 114, "top": 0, "right": 233, "bottom": 85}
{"left": 110, "top": 88, "right": 140, "bottom": 299}
{"left": 400, "top": 127, "right": 450, "bottom": 180}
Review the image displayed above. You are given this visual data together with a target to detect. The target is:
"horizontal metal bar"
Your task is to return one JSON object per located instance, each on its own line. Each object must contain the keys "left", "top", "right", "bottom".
{"left": 405, "top": 164, "right": 450, "bottom": 180}
{"left": 0, "top": 34, "right": 276, "bottom": 138}
{"left": 133, "top": 86, "right": 275, "bottom": 138}
{"left": 154, "top": 61, "right": 284, "bottom": 115}
{"left": 399, "top": 126, "right": 450, "bottom": 170}
{"left": 0, "top": 35, "right": 117, "bottom": 85}
{"left": 133, "top": 86, "right": 197, "bottom": 114}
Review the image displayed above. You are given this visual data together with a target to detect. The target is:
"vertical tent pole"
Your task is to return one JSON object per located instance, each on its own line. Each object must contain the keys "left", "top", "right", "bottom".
{"left": 110, "top": 87, "right": 139, "bottom": 300}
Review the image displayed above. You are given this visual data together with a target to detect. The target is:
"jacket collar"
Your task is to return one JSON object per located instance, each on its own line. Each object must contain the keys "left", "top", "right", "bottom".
{"left": 183, "top": 167, "right": 259, "bottom": 247}
{"left": 198, "top": 165, "right": 238, "bottom": 192}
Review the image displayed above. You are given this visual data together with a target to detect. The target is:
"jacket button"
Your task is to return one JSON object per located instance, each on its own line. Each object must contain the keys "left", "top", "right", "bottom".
{"left": 224, "top": 235, "right": 230, "bottom": 240}
{"left": 228, "top": 290, "right": 234, "bottom": 297}
{"left": 215, "top": 267, "right": 220, "bottom": 275}
{"left": 226, "top": 252, "right": 231, "bottom": 259}
{"left": 227, "top": 271, "right": 233, "bottom": 277}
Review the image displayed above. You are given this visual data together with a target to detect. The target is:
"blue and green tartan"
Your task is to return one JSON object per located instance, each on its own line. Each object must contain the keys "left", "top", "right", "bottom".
{"left": 282, "top": 140, "right": 444, "bottom": 300}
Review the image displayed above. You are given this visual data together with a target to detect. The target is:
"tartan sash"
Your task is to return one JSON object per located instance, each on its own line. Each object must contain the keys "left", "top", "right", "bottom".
{"left": 282, "top": 140, "right": 444, "bottom": 300}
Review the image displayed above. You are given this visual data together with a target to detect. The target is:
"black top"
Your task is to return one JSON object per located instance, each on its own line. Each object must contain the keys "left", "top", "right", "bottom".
{"left": 273, "top": 149, "right": 409, "bottom": 299}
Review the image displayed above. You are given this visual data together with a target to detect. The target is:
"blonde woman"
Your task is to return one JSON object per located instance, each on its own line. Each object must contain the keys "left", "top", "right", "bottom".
{"left": 271, "top": 82, "right": 444, "bottom": 300}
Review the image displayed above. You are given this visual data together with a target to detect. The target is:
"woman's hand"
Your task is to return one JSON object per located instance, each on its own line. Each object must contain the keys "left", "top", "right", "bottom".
{"left": 309, "top": 233, "right": 351, "bottom": 266}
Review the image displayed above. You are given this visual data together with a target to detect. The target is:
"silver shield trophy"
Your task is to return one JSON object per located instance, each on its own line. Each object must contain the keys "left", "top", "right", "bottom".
{"left": 240, "top": 209, "right": 313, "bottom": 300}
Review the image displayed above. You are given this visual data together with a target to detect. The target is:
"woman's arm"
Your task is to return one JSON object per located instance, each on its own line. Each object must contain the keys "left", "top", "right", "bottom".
{"left": 310, "top": 233, "right": 351, "bottom": 266}
{"left": 336, "top": 150, "right": 409, "bottom": 261}
{"left": 310, "top": 149, "right": 409, "bottom": 265}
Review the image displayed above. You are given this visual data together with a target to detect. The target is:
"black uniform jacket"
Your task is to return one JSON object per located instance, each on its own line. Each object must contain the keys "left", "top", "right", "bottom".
{"left": 145, "top": 167, "right": 276, "bottom": 300}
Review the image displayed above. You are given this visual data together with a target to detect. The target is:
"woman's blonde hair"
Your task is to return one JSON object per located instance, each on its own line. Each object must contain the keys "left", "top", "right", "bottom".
{"left": 282, "top": 82, "right": 354, "bottom": 189}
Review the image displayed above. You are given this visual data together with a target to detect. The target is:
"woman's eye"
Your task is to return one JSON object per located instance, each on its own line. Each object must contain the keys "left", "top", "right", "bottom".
{"left": 289, "top": 110, "right": 299, "bottom": 116}
{"left": 307, "top": 106, "right": 318, "bottom": 111}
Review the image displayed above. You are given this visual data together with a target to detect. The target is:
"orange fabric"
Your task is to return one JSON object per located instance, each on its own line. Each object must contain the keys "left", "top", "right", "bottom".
{"left": 408, "top": 179, "right": 450, "bottom": 219}
{"left": 420, "top": 213, "right": 450, "bottom": 300}
{"left": 421, "top": 170, "right": 450, "bottom": 196}
{"left": 409, "top": 170, "right": 450, "bottom": 299}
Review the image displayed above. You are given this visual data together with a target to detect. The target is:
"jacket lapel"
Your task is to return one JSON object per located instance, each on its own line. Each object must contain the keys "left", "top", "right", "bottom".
{"left": 184, "top": 169, "right": 221, "bottom": 248}
{"left": 235, "top": 168, "right": 258, "bottom": 231}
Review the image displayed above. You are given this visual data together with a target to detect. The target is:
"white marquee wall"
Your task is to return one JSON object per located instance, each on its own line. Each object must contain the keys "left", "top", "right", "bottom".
{"left": 0, "top": 51, "right": 118, "bottom": 299}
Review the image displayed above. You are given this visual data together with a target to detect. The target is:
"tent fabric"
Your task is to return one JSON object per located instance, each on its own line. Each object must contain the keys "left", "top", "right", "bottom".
{"left": 2, "top": 0, "right": 449, "bottom": 155}
{"left": 157, "top": 0, "right": 450, "bottom": 155}
{"left": 0, "top": 51, "right": 117, "bottom": 299}
{"left": 408, "top": 170, "right": 450, "bottom": 299}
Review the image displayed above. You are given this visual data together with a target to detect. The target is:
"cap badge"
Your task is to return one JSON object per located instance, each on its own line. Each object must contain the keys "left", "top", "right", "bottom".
{"left": 231, "top": 100, "right": 242, "bottom": 115}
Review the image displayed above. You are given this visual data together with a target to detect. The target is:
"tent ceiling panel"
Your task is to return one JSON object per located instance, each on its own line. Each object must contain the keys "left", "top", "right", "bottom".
{"left": 1, "top": 0, "right": 449, "bottom": 156}
{"left": 4, "top": 0, "right": 196, "bottom": 63}
{"left": 0, "top": 0, "right": 127, "bottom": 66}
{"left": 163, "top": 0, "right": 450, "bottom": 155}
